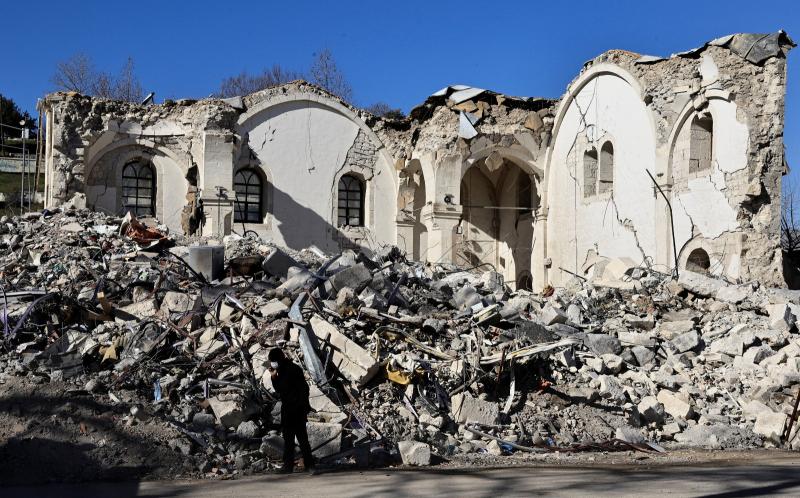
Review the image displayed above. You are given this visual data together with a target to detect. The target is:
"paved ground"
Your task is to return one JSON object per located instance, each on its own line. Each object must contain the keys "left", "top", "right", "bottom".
{"left": 6, "top": 454, "right": 800, "bottom": 497}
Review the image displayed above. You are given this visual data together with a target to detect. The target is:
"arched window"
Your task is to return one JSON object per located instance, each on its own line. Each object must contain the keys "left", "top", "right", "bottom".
{"left": 338, "top": 174, "right": 364, "bottom": 227}
{"left": 583, "top": 148, "right": 598, "bottom": 198}
{"left": 686, "top": 248, "right": 711, "bottom": 274}
{"left": 122, "top": 160, "right": 155, "bottom": 216}
{"left": 599, "top": 142, "right": 614, "bottom": 194}
{"left": 234, "top": 169, "right": 263, "bottom": 223}
{"left": 689, "top": 114, "right": 713, "bottom": 174}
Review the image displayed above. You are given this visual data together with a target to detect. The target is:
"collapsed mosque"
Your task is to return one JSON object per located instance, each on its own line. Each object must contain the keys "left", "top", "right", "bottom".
{"left": 41, "top": 32, "right": 795, "bottom": 290}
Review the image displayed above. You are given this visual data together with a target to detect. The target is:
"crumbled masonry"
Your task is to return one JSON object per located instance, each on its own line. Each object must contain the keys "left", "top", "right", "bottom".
{"left": 3, "top": 205, "right": 800, "bottom": 483}
{"left": 40, "top": 32, "right": 796, "bottom": 294}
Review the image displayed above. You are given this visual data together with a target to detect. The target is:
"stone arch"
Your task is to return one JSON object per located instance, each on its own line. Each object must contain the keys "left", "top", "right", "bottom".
{"left": 237, "top": 90, "right": 397, "bottom": 192}
{"left": 686, "top": 248, "right": 711, "bottom": 274}
{"left": 544, "top": 63, "right": 655, "bottom": 208}
{"left": 84, "top": 140, "right": 188, "bottom": 231}
{"left": 677, "top": 236, "right": 724, "bottom": 277}
{"left": 666, "top": 88, "right": 732, "bottom": 184}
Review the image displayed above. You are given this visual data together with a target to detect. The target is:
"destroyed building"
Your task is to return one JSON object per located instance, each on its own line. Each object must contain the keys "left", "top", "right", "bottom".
{"left": 41, "top": 32, "right": 794, "bottom": 290}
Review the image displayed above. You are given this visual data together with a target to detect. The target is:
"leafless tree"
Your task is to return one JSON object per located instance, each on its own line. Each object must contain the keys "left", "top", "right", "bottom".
{"left": 783, "top": 177, "right": 800, "bottom": 255}
{"left": 51, "top": 53, "right": 98, "bottom": 95}
{"left": 365, "top": 102, "right": 405, "bottom": 120}
{"left": 218, "top": 64, "right": 302, "bottom": 98}
{"left": 112, "top": 57, "right": 143, "bottom": 103}
{"left": 52, "top": 54, "right": 144, "bottom": 102}
{"left": 309, "top": 48, "right": 353, "bottom": 102}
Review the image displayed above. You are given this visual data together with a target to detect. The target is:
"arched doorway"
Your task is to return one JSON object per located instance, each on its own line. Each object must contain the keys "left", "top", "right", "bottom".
{"left": 457, "top": 155, "right": 539, "bottom": 285}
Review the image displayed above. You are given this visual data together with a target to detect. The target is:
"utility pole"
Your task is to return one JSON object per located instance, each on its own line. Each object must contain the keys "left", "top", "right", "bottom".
{"left": 19, "top": 120, "right": 27, "bottom": 210}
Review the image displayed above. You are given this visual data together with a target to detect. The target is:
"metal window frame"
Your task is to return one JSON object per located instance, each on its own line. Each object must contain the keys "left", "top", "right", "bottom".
{"left": 234, "top": 168, "right": 263, "bottom": 223}
{"left": 337, "top": 174, "right": 364, "bottom": 227}
{"left": 121, "top": 160, "right": 155, "bottom": 216}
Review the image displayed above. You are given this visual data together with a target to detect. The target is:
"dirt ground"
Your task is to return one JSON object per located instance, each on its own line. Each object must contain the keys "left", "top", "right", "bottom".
{"left": 0, "top": 373, "right": 795, "bottom": 487}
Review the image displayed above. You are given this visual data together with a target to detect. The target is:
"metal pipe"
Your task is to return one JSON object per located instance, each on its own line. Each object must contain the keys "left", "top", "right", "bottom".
{"left": 645, "top": 169, "right": 679, "bottom": 279}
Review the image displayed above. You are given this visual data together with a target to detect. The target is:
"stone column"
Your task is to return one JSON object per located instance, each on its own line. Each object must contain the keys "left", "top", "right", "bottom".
{"left": 200, "top": 132, "right": 234, "bottom": 237}
{"left": 421, "top": 203, "right": 462, "bottom": 264}
{"left": 532, "top": 208, "right": 548, "bottom": 291}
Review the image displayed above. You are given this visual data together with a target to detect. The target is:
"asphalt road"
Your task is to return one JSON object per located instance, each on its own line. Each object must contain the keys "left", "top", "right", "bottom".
{"left": 6, "top": 455, "right": 800, "bottom": 497}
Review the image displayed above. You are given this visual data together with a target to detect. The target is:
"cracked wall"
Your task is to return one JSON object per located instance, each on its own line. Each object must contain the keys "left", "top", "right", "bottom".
{"left": 42, "top": 32, "right": 794, "bottom": 288}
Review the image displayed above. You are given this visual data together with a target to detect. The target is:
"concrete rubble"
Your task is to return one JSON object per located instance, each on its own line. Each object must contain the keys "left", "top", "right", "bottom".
{"left": 4, "top": 205, "right": 800, "bottom": 482}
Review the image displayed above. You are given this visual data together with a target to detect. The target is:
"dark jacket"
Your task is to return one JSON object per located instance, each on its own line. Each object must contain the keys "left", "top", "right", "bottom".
{"left": 271, "top": 359, "right": 311, "bottom": 417}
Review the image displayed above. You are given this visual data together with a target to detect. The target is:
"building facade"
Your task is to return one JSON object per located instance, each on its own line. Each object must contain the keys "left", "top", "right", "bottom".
{"left": 42, "top": 32, "right": 794, "bottom": 290}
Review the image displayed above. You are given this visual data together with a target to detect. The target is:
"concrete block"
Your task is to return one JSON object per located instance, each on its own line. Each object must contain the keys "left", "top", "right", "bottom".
{"left": 397, "top": 440, "right": 431, "bottom": 466}
{"left": 208, "top": 394, "right": 257, "bottom": 428}
{"left": 310, "top": 315, "right": 380, "bottom": 386}
{"left": 767, "top": 303, "right": 796, "bottom": 333}
{"left": 116, "top": 298, "right": 159, "bottom": 323}
{"left": 671, "top": 330, "right": 700, "bottom": 353}
{"left": 188, "top": 245, "right": 224, "bottom": 281}
{"left": 637, "top": 396, "right": 665, "bottom": 423}
{"left": 584, "top": 334, "right": 622, "bottom": 356}
{"left": 306, "top": 422, "right": 342, "bottom": 458}
{"left": 657, "top": 390, "right": 693, "bottom": 420}
{"left": 262, "top": 248, "right": 300, "bottom": 280}
{"left": 327, "top": 263, "right": 372, "bottom": 293}
{"left": 450, "top": 392, "right": 498, "bottom": 425}
{"left": 753, "top": 411, "right": 787, "bottom": 443}
{"left": 540, "top": 304, "right": 567, "bottom": 326}
{"left": 632, "top": 345, "right": 655, "bottom": 367}
{"left": 260, "top": 299, "right": 288, "bottom": 318}
{"left": 160, "top": 291, "right": 201, "bottom": 314}
{"left": 658, "top": 320, "right": 695, "bottom": 340}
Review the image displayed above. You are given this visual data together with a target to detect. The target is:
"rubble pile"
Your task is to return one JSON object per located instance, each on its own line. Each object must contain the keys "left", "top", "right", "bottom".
{"left": 2, "top": 207, "right": 800, "bottom": 481}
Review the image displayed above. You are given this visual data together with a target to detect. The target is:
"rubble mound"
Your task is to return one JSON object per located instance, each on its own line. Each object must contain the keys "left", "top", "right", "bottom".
{"left": 1, "top": 208, "right": 799, "bottom": 483}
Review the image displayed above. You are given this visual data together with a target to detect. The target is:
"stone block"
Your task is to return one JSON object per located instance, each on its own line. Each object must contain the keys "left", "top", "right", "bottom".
{"left": 397, "top": 440, "right": 431, "bottom": 466}
{"left": 584, "top": 334, "right": 622, "bottom": 356}
{"left": 767, "top": 303, "right": 796, "bottom": 333}
{"left": 450, "top": 392, "right": 498, "bottom": 425}
{"left": 671, "top": 330, "right": 700, "bottom": 353}
{"left": 262, "top": 248, "right": 300, "bottom": 279}
{"left": 540, "top": 304, "right": 567, "bottom": 326}
{"left": 632, "top": 345, "right": 655, "bottom": 367}
{"left": 260, "top": 299, "right": 288, "bottom": 318}
{"left": 310, "top": 315, "right": 380, "bottom": 386}
{"left": 637, "top": 396, "right": 665, "bottom": 424}
{"left": 208, "top": 394, "right": 258, "bottom": 428}
{"left": 657, "top": 390, "right": 693, "bottom": 420}
{"left": 116, "top": 298, "right": 159, "bottom": 323}
{"left": 327, "top": 263, "right": 372, "bottom": 293}
{"left": 160, "top": 291, "right": 201, "bottom": 315}
{"left": 306, "top": 422, "right": 342, "bottom": 458}
{"left": 753, "top": 411, "right": 787, "bottom": 444}
{"left": 743, "top": 345, "right": 776, "bottom": 365}
{"left": 658, "top": 320, "right": 695, "bottom": 340}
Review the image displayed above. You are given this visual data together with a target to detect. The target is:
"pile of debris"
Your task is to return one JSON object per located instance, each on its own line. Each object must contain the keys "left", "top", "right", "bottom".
{"left": 1, "top": 206, "right": 799, "bottom": 481}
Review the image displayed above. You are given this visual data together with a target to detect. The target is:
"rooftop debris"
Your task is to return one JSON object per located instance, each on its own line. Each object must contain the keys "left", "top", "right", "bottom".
{"left": 2, "top": 205, "right": 800, "bottom": 481}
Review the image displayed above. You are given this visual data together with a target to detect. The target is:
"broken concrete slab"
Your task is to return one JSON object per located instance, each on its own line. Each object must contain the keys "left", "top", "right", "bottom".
{"left": 397, "top": 440, "right": 431, "bottom": 466}
{"left": 310, "top": 315, "right": 380, "bottom": 386}
{"left": 450, "top": 392, "right": 498, "bottom": 425}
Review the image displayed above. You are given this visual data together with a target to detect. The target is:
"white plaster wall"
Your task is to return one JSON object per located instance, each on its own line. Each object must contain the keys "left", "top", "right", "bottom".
{"left": 672, "top": 98, "right": 749, "bottom": 246}
{"left": 240, "top": 100, "right": 395, "bottom": 252}
{"left": 547, "top": 74, "right": 657, "bottom": 286}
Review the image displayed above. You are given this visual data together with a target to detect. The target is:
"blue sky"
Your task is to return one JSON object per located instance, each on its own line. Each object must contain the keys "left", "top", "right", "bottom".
{"left": 2, "top": 0, "right": 798, "bottom": 180}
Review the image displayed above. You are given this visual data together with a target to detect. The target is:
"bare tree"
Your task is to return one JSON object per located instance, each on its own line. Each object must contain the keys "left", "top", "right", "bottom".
{"left": 365, "top": 102, "right": 405, "bottom": 120}
{"left": 783, "top": 177, "right": 800, "bottom": 254}
{"left": 52, "top": 54, "right": 144, "bottom": 102}
{"left": 51, "top": 53, "right": 98, "bottom": 94}
{"left": 309, "top": 48, "right": 353, "bottom": 102}
{"left": 218, "top": 64, "right": 302, "bottom": 98}
{"left": 113, "top": 57, "right": 143, "bottom": 103}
